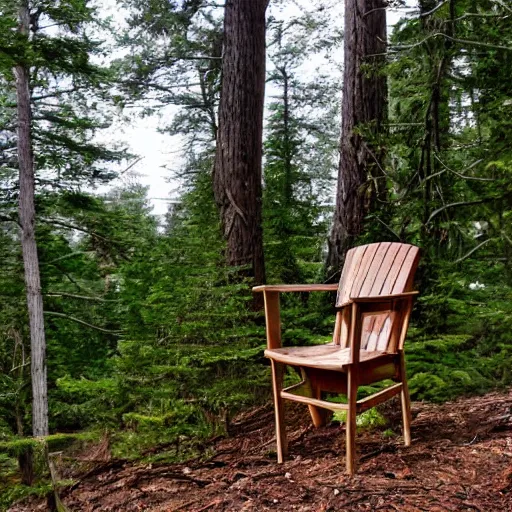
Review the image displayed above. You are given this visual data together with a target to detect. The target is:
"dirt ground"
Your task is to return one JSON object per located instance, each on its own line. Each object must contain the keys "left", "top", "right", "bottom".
{"left": 9, "top": 389, "right": 512, "bottom": 512}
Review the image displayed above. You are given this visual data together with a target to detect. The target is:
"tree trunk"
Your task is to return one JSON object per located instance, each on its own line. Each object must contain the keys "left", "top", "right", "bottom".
{"left": 15, "top": 0, "right": 49, "bottom": 437}
{"left": 213, "top": 0, "right": 267, "bottom": 295}
{"left": 18, "top": 448, "right": 34, "bottom": 486}
{"left": 326, "top": 0, "right": 387, "bottom": 279}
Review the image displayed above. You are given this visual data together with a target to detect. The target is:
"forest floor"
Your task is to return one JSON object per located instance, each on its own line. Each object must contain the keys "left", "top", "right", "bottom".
{"left": 8, "top": 389, "right": 512, "bottom": 512}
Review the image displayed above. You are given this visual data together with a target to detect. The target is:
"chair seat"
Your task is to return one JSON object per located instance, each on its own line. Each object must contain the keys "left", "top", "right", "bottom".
{"left": 264, "top": 343, "right": 388, "bottom": 372}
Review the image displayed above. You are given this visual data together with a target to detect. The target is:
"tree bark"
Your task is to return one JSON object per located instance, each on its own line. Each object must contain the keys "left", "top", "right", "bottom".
{"left": 326, "top": 0, "right": 387, "bottom": 279}
{"left": 15, "top": 0, "right": 49, "bottom": 437}
{"left": 213, "top": 0, "right": 267, "bottom": 295}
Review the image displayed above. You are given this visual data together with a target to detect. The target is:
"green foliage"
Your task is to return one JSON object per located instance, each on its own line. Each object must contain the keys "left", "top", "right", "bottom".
{"left": 406, "top": 330, "right": 512, "bottom": 402}
{"left": 112, "top": 401, "right": 212, "bottom": 460}
{"left": 263, "top": 8, "right": 339, "bottom": 285}
{"left": 0, "top": 432, "right": 95, "bottom": 457}
{"left": 332, "top": 408, "right": 387, "bottom": 430}
{"left": 0, "top": 481, "right": 54, "bottom": 511}
{"left": 2, "top": 2, "right": 512, "bottom": 504}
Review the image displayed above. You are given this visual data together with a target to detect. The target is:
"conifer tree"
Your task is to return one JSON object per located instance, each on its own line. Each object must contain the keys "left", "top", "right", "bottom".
{"left": 0, "top": 0, "right": 125, "bottom": 440}
{"left": 386, "top": 0, "right": 512, "bottom": 264}
{"left": 264, "top": 7, "right": 340, "bottom": 283}
{"left": 15, "top": 0, "right": 48, "bottom": 438}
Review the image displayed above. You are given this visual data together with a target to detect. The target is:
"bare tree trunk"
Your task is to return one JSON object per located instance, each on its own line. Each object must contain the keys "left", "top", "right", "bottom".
{"left": 213, "top": 0, "right": 267, "bottom": 297}
{"left": 326, "top": 0, "right": 387, "bottom": 279}
{"left": 15, "top": 0, "right": 49, "bottom": 437}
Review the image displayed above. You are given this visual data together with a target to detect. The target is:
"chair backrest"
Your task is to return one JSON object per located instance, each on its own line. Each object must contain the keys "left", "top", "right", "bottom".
{"left": 334, "top": 242, "right": 420, "bottom": 352}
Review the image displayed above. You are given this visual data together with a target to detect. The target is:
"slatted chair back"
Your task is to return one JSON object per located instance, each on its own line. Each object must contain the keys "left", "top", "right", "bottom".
{"left": 334, "top": 242, "right": 420, "bottom": 353}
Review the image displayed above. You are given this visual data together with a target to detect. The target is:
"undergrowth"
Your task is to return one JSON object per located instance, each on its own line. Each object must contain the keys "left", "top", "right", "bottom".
{"left": 2, "top": 283, "right": 511, "bottom": 510}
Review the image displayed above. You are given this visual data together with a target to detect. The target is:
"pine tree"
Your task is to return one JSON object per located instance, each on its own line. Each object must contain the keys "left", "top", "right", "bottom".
{"left": 0, "top": 0, "right": 126, "bottom": 443}
{"left": 264, "top": 6, "right": 340, "bottom": 284}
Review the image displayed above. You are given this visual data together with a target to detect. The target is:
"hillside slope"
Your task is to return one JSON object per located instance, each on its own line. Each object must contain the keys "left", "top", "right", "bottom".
{"left": 9, "top": 390, "right": 512, "bottom": 511}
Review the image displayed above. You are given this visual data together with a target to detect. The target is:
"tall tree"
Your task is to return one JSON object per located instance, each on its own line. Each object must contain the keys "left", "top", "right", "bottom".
{"left": 326, "top": 0, "right": 387, "bottom": 278}
{"left": 213, "top": 0, "right": 268, "bottom": 292}
{"left": 15, "top": 0, "right": 48, "bottom": 438}
{"left": 264, "top": 8, "right": 340, "bottom": 284}
{"left": 0, "top": 0, "right": 125, "bottom": 441}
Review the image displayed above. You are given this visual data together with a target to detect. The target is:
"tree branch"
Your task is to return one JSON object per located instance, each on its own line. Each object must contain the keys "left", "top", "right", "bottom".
{"left": 427, "top": 199, "right": 491, "bottom": 223}
{"left": 42, "top": 251, "right": 92, "bottom": 265}
{"left": 419, "top": 0, "right": 448, "bottom": 18}
{"left": 373, "top": 216, "right": 401, "bottom": 241}
{"left": 45, "top": 293, "right": 119, "bottom": 303}
{"left": 39, "top": 218, "right": 111, "bottom": 243}
{"left": 43, "top": 311, "right": 122, "bottom": 335}
{"left": 31, "top": 88, "right": 79, "bottom": 101}
{"left": 433, "top": 155, "right": 493, "bottom": 181}
{"left": 454, "top": 239, "right": 493, "bottom": 264}
{"left": 391, "top": 33, "right": 512, "bottom": 53}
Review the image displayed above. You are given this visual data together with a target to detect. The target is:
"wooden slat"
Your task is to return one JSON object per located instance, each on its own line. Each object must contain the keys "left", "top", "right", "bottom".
{"left": 361, "top": 315, "right": 376, "bottom": 351}
{"left": 379, "top": 244, "right": 412, "bottom": 295}
{"left": 280, "top": 390, "right": 349, "bottom": 411}
{"left": 368, "top": 243, "right": 402, "bottom": 296}
{"left": 339, "top": 306, "right": 351, "bottom": 348}
{"left": 392, "top": 246, "right": 421, "bottom": 294}
{"left": 337, "top": 246, "right": 356, "bottom": 300}
{"left": 254, "top": 284, "right": 339, "bottom": 293}
{"left": 376, "top": 313, "right": 394, "bottom": 351}
{"left": 366, "top": 315, "right": 383, "bottom": 351}
{"left": 354, "top": 301, "right": 393, "bottom": 314}
{"left": 337, "top": 245, "right": 366, "bottom": 306}
{"left": 264, "top": 345, "right": 387, "bottom": 371}
{"left": 332, "top": 309, "right": 343, "bottom": 345}
{"left": 358, "top": 242, "right": 391, "bottom": 297}
{"left": 351, "top": 291, "right": 419, "bottom": 303}
{"left": 356, "top": 383, "right": 403, "bottom": 412}
{"left": 350, "top": 243, "right": 380, "bottom": 298}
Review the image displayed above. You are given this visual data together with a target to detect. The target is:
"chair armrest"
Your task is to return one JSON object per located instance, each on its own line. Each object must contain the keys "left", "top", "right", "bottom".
{"left": 350, "top": 291, "right": 419, "bottom": 303}
{"left": 253, "top": 284, "right": 339, "bottom": 293}
{"left": 337, "top": 291, "right": 418, "bottom": 308}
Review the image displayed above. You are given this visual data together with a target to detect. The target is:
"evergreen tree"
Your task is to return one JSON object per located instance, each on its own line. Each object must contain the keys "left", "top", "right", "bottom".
{"left": 384, "top": 0, "right": 512, "bottom": 330}
{"left": 0, "top": 0, "right": 126, "bottom": 473}
{"left": 117, "top": 0, "right": 222, "bottom": 148}
{"left": 264, "top": 6, "right": 340, "bottom": 284}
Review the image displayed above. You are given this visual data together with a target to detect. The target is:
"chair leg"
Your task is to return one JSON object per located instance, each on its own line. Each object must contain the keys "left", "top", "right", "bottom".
{"left": 399, "top": 352, "right": 412, "bottom": 447}
{"left": 309, "top": 398, "right": 333, "bottom": 428}
{"left": 301, "top": 369, "right": 333, "bottom": 428}
{"left": 270, "top": 360, "right": 288, "bottom": 463}
{"left": 346, "top": 368, "right": 358, "bottom": 476}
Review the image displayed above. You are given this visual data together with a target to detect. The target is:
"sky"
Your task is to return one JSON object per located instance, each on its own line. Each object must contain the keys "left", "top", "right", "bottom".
{"left": 98, "top": 1, "right": 410, "bottom": 217}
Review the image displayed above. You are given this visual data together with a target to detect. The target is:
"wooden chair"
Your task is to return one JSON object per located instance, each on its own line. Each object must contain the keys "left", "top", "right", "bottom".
{"left": 253, "top": 242, "right": 420, "bottom": 475}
